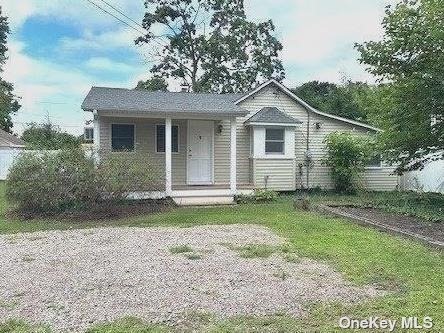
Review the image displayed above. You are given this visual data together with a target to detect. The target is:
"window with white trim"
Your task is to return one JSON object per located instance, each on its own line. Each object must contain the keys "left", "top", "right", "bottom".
{"left": 265, "top": 128, "right": 284, "bottom": 154}
{"left": 111, "top": 124, "right": 134, "bottom": 151}
{"left": 84, "top": 127, "right": 93, "bottom": 141}
{"left": 156, "top": 124, "right": 179, "bottom": 153}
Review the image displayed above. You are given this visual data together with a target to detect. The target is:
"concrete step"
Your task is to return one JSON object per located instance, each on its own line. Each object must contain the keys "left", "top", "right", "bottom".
{"left": 173, "top": 196, "right": 235, "bottom": 206}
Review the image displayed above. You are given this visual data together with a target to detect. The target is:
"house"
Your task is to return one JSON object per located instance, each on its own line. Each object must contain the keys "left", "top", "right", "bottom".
{"left": 82, "top": 79, "right": 398, "bottom": 204}
{"left": 0, "top": 129, "right": 26, "bottom": 180}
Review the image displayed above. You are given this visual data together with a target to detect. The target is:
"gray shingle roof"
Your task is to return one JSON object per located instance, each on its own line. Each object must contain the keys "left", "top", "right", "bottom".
{"left": 0, "top": 129, "right": 26, "bottom": 147}
{"left": 245, "top": 107, "right": 302, "bottom": 124}
{"left": 82, "top": 87, "right": 248, "bottom": 116}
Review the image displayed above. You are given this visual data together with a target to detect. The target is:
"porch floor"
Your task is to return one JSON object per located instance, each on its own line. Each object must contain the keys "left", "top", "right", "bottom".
{"left": 172, "top": 183, "right": 255, "bottom": 191}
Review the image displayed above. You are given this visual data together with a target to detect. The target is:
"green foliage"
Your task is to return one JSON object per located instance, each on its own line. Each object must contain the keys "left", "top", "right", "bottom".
{"left": 235, "top": 189, "right": 278, "bottom": 204}
{"left": 96, "top": 152, "right": 163, "bottom": 201}
{"left": 292, "top": 80, "right": 373, "bottom": 122}
{"left": 356, "top": 0, "right": 444, "bottom": 172}
{"left": 0, "top": 7, "right": 20, "bottom": 133}
{"left": 169, "top": 244, "right": 193, "bottom": 254}
{"left": 0, "top": 319, "right": 50, "bottom": 333}
{"left": 136, "top": 0, "right": 284, "bottom": 93}
{"left": 136, "top": 76, "right": 168, "bottom": 91}
{"left": 6, "top": 148, "right": 98, "bottom": 212}
{"left": 324, "top": 132, "right": 370, "bottom": 193}
{"left": 5, "top": 149, "right": 163, "bottom": 213}
{"left": 21, "top": 122, "right": 81, "bottom": 150}
{"left": 86, "top": 317, "right": 168, "bottom": 333}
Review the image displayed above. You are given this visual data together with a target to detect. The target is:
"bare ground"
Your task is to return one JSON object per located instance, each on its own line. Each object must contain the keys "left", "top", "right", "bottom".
{"left": 0, "top": 225, "right": 384, "bottom": 332}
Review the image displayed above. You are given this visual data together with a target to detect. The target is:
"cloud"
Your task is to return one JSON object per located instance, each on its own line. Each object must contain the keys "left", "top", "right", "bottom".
{"left": 85, "top": 56, "right": 134, "bottom": 73}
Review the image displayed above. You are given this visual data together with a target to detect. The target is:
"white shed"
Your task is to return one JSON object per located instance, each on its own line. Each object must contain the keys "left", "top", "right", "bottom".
{"left": 0, "top": 129, "right": 26, "bottom": 180}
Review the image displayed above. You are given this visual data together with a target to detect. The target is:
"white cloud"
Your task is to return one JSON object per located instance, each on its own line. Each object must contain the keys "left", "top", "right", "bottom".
{"left": 85, "top": 56, "right": 134, "bottom": 72}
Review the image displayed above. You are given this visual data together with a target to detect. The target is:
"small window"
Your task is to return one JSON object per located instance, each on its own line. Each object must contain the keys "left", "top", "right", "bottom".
{"left": 367, "top": 154, "right": 382, "bottom": 167}
{"left": 265, "top": 128, "right": 284, "bottom": 154}
{"left": 156, "top": 125, "right": 179, "bottom": 153}
{"left": 84, "top": 127, "right": 93, "bottom": 141}
{"left": 111, "top": 124, "right": 134, "bottom": 151}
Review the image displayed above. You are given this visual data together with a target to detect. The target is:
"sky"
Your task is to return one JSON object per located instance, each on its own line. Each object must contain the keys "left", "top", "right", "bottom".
{"left": 1, "top": 0, "right": 396, "bottom": 135}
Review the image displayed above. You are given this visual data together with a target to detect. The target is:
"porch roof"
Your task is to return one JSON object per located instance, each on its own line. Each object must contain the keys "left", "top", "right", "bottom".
{"left": 244, "top": 107, "right": 302, "bottom": 126}
{"left": 82, "top": 87, "right": 248, "bottom": 116}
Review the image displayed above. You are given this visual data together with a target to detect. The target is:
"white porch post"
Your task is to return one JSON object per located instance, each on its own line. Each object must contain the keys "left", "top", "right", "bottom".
{"left": 93, "top": 109, "right": 100, "bottom": 162}
{"left": 165, "top": 117, "right": 172, "bottom": 196}
{"left": 230, "top": 117, "right": 237, "bottom": 194}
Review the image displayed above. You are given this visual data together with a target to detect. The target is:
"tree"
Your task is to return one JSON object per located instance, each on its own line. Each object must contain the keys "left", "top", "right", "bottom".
{"left": 21, "top": 122, "right": 81, "bottom": 150}
{"left": 292, "top": 80, "right": 371, "bottom": 122}
{"left": 0, "top": 6, "right": 20, "bottom": 133}
{"left": 136, "top": 0, "right": 285, "bottom": 93}
{"left": 355, "top": 0, "right": 444, "bottom": 172}
{"left": 136, "top": 76, "right": 168, "bottom": 91}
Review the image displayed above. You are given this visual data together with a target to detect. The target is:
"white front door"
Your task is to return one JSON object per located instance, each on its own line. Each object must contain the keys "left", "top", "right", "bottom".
{"left": 187, "top": 120, "right": 214, "bottom": 185}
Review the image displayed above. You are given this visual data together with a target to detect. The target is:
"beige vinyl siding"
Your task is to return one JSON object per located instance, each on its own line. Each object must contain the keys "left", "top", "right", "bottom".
{"left": 98, "top": 116, "right": 187, "bottom": 185}
{"left": 363, "top": 168, "right": 399, "bottom": 191}
{"left": 253, "top": 158, "right": 295, "bottom": 190}
{"left": 238, "top": 85, "right": 399, "bottom": 191}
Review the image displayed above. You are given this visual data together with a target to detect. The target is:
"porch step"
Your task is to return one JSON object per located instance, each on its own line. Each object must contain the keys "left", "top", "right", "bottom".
{"left": 173, "top": 196, "right": 235, "bottom": 206}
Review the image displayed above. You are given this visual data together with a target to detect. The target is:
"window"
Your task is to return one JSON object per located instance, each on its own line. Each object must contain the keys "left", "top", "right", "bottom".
{"left": 156, "top": 124, "right": 179, "bottom": 153}
{"left": 265, "top": 128, "right": 284, "bottom": 154}
{"left": 367, "top": 154, "right": 382, "bottom": 167}
{"left": 84, "top": 127, "right": 93, "bottom": 141}
{"left": 111, "top": 124, "right": 134, "bottom": 151}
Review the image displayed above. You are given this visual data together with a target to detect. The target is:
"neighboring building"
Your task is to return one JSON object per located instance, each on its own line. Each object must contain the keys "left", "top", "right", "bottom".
{"left": 0, "top": 129, "right": 26, "bottom": 180}
{"left": 82, "top": 79, "right": 398, "bottom": 204}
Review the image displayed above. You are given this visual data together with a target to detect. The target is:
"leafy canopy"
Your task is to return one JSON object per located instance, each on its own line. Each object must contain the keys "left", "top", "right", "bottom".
{"left": 136, "top": 0, "right": 285, "bottom": 93}
{"left": 21, "top": 121, "right": 81, "bottom": 150}
{"left": 0, "top": 6, "right": 20, "bottom": 133}
{"left": 136, "top": 76, "right": 168, "bottom": 91}
{"left": 355, "top": 0, "right": 444, "bottom": 172}
{"left": 292, "top": 80, "right": 372, "bottom": 123}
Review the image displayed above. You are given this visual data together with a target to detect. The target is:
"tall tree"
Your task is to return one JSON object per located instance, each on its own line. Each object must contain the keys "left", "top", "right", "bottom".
{"left": 21, "top": 121, "right": 81, "bottom": 150}
{"left": 0, "top": 6, "right": 20, "bottom": 133}
{"left": 136, "top": 76, "right": 168, "bottom": 91}
{"left": 292, "top": 80, "right": 371, "bottom": 122}
{"left": 136, "top": 0, "right": 285, "bottom": 93}
{"left": 356, "top": 0, "right": 444, "bottom": 172}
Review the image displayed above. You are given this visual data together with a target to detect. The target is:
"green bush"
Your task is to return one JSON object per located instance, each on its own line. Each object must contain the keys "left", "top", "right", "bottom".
{"left": 236, "top": 189, "right": 278, "bottom": 204}
{"left": 6, "top": 148, "right": 98, "bottom": 212}
{"left": 324, "top": 132, "right": 370, "bottom": 193}
{"left": 6, "top": 149, "right": 164, "bottom": 213}
{"left": 96, "top": 152, "right": 164, "bottom": 201}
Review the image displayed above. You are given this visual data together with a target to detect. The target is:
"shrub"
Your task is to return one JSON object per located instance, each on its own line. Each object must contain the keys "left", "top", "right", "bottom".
{"left": 6, "top": 148, "right": 98, "bottom": 212}
{"left": 6, "top": 149, "right": 164, "bottom": 214}
{"left": 235, "top": 189, "right": 278, "bottom": 204}
{"left": 96, "top": 152, "right": 164, "bottom": 201}
{"left": 324, "top": 132, "right": 370, "bottom": 193}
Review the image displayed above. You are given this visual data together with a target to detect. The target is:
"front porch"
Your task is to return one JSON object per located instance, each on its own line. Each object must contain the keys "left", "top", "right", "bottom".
{"left": 94, "top": 110, "right": 254, "bottom": 205}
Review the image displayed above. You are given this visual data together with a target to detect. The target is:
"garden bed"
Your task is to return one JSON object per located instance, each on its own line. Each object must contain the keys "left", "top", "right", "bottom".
{"left": 319, "top": 204, "right": 444, "bottom": 248}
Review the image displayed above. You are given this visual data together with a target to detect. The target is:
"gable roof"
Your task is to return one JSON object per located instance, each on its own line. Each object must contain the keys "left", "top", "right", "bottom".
{"left": 235, "top": 79, "right": 381, "bottom": 132}
{"left": 0, "top": 129, "right": 26, "bottom": 148}
{"left": 245, "top": 107, "right": 302, "bottom": 125}
{"left": 82, "top": 87, "right": 247, "bottom": 116}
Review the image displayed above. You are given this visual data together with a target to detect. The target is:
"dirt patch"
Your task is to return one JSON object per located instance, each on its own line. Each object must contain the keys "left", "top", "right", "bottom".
{"left": 0, "top": 225, "right": 384, "bottom": 332}
{"left": 6, "top": 199, "right": 175, "bottom": 221}
{"left": 325, "top": 205, "right": 444, "bottom": 246}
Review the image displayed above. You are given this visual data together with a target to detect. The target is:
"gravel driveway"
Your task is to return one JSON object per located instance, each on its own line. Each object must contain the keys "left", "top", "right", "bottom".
{"left": 0, "top": 225, "right": 383, "bottom": 332}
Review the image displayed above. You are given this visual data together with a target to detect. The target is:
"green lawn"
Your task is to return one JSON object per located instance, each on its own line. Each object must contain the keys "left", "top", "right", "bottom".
{"left": 0, "top": 181, "right": 443, "bottom": 332}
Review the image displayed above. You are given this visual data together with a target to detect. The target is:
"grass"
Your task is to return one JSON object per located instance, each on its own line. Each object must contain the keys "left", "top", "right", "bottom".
{"left": 169, "top": 244, "right": 194, "bottom": 254}
{"left": 0, "top": 181, "right": 443, "bottom": 331}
